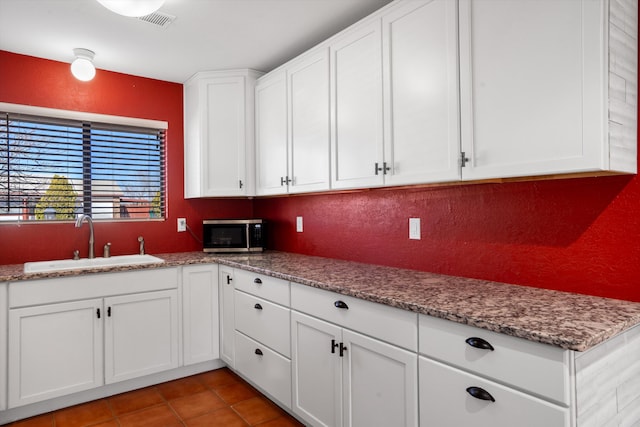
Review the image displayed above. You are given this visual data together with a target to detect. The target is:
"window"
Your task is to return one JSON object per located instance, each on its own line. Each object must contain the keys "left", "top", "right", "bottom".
{"left": 0, "top": 106, "right": 166, "bottom": 222}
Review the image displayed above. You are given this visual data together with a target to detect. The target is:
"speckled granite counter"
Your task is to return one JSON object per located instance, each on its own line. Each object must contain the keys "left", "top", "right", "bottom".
{"left": 2, "top": 250, "right": 639, "bottom": 352}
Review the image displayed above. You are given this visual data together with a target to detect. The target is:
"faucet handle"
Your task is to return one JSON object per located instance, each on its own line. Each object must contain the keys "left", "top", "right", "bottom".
{"left": 138, "top": 236, "right": 145, "bottom": 255}
{"left": 73, "top": 250, "right": 80, "bottom": 260}
{"left": 103, "top": 243, "right": 111, "bottom": 258}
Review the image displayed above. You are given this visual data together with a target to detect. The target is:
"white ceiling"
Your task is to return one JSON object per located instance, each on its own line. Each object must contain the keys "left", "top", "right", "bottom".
{"left": 0, "top": 0, "right": 393, "bottom": 83}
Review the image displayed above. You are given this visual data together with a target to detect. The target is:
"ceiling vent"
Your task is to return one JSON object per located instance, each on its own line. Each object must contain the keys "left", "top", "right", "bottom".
{"left": 138, "top": 11, "right": 175, "bottom": 28}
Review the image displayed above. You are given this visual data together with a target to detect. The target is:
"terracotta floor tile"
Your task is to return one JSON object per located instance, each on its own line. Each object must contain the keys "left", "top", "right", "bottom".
{"left": 117, "top": 404, "right": 182, "bottom": 427}
{"left": 108, "top": 386, "right": 165, "bottom": 416}
{"left": 85, "top": 420, "right": 119, "bottom": 427}
{"left": 169, "top": 389, "right": 227, "bottom": 420}
{"left": 232, "top": 397, "right": 282, "bottom": 425}
{"left": 184, "top": 407, "right": 249, "bottom": 427}
{"left": 214, "top": 381, "right": 259, "bottom": 405}
{"left": 54, "top": 399, "right": 113, "bottom": 427}
{"left": 10, "top": 413, "right": 54, "bottom": 427}
{"left": 254, "top": 416, "right": 305, "bottom": 427}
{"left": 197, "top": 368, "right": 241, "bottom": 390}
{"left": 156, "top": 376, "right": 207, "bottom": 401}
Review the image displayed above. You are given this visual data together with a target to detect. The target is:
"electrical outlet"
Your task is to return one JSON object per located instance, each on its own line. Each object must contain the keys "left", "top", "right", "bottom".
{"left": 177, "top": 218, "right": 187, "bottom": 232}
{"left": 296, "top": 216, "right": 303, "bottom": 233}
{"left": 409, "top": 218, "right": 420, "bottom": 240}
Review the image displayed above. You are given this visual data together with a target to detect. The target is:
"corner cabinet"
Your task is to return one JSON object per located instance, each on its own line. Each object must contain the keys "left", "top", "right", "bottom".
{"left": 182, "top": 264, "right": 219, "bottom": 366}
{"left": 184, "top": 69, "right": 263, "bottom": 197}
{"left": 459, "top": 0, "right": 638, "bottom": 180}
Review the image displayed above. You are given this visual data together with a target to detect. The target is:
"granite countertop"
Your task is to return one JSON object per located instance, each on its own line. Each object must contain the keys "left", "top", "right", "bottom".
{"left": 2, "top": 250, "right": 640, "bottom": 352}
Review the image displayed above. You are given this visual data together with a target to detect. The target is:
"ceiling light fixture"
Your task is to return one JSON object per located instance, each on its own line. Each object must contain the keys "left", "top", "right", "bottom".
{"left": 70, "top": 48, "right": 96, "bottom": 82}
{"left": 96, "top": 0, "right": 165, "bottom": 17}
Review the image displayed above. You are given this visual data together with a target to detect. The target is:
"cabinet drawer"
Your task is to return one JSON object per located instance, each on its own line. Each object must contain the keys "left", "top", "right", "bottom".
{"left": 419, "top": 315, "right": 570, "bottom": 405}
{"left": 234, "top": 331, "right": 292, "bottom": 408}
{"left": 234, "top": 290, "right": 290, "bottom": 357}
{"left": 419, "top": 357, "right": 569, "bottom": 427}
{"left": 234, "top": 269, "right": 290, "bottom": 306}
{"left": 291, "top": 284, "right": 417, "bottom": 351}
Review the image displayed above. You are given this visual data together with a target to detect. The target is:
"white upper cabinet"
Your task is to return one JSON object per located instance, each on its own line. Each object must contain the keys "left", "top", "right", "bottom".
{"left": 255, "top": 70, "right": 288, "bottom": 196}
{"left": 382, "top": 0, "right": 461, "bottom": 186}
{"left": 330, "top": 20, "right": 384, "bottom": 190}
{"left": 256, "top": 49, "right": 331, "bottom": 196}
{"left": 288, "top": 49, "right": 331, "bottom": 194}
{"left": 459, "top": 0, "right": 638, "bottom": 180}
{"left": 184, "top": 69, "right": 262, "bottom": 198}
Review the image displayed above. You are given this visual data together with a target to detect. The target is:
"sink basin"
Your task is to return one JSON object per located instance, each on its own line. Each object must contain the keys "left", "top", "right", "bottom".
{"left": 24, "top": 254, "right": 165, "bottom": 274}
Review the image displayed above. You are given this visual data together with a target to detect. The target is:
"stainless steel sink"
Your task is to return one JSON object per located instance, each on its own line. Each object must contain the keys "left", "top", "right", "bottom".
{"left": 24, "top": 254, "right": 165, "bottom": 274}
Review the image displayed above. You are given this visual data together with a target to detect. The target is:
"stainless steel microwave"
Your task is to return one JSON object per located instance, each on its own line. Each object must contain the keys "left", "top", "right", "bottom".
{"left": 202, "top": 219, "right": 266, "bottom": 253}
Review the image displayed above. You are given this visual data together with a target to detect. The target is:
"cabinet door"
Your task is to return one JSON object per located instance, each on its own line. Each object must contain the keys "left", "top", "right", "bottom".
{"left": 382, "top": 0, "right": 461, "bottom": 186}
{"left": 330, "top": 20, "right": 384, "bottom": 190}
{"left": 256, "top": 70, "right": 289, "bottom": 195}
{"left": 291, "top": 311, "right": 343, "bottom": 427}
{"left": 419, "top": 357, "right": 569, "bottom": 427}
{"left": 219, "top": 267, "right": 235, "bottom": 367}
{"left": 202, "top": 76, "right": 248, "bottom": 196}
{"left": 8, "top": 299, "right": 103, "bottom": 407}
{"left": 459, "top": 0, "right": 604, "bottom": 180}
{"left": 182, "top": 265, "right": 219, "bottom": 366}
{"left": 342, "top": 329, "right": 418, "bottom": 427}
{"left": 288, "top": 49, "right": 331, "bottom": 193}
{"left": 104, "top": 290, "right": 179, "bottom": 384}
{"left": 0, "top": 283, "right": 6, "bottom": 411}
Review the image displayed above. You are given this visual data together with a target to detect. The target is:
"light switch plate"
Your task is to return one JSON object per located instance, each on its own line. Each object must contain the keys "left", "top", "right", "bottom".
{"left": 409, "top": 218, "right": 420, "bottom": 240}
{"left": 296, "top": 216, "right": 303, "bottom": 233}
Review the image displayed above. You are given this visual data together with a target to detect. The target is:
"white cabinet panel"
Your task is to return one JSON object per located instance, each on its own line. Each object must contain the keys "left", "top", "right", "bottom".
{"left": 8, "top": 299, "right": 104, "bottom": 408}
{"left": 255, "top": 70, "right": 288, "bottom": 196}
{"left": 343, "top": 329, "right": 418, "bottom": 427}
{"left": 330, "top": 20, "right": 384, "bottom": 190}
{"left": 419, "top": 357, "right": 569, "bottom": 427}
{"left": 104, "top": 290, "right": 179, "bottom": 384}
{"left": 184, "top": 70, "right": 262, "bottom": 197}
{"left": 219, "top": 267, "right": 235, "bottom": 367}
{"left": 291, "top": 311, "right": 343, "bottom": 427}
{"left": 233, "top": 268, "right": 290, "bottom": 306}
{"left": 459, "top": 0, "right": 636, "bottom": 180}
{"left": 382, "top": 0, "right": 461, "bottom": 185}
{"left": 288, "top": 49, "right": 331, "bottom": 193}
{"left": 182, "top": 265, "right": 219, "bottom": 366}
{"left": 0, "top": 283, "right": 6, "bottom": 411}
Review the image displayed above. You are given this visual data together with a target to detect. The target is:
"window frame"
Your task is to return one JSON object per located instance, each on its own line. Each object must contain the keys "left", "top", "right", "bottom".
{"left": 0, "top": 102, "right": 168, "bottom": 224}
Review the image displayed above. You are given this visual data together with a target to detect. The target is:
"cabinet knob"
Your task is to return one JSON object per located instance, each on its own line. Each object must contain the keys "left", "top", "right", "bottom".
{"left": 254, "top": 303, "right": 263, "bottom": 310}
{"left": 255, "top": 348, "right": 263, "bottom": 356}
{"left": 466, "top": 386, "right": 495, "bottom": 402}
{"left": 334, "top": 300, "right": 349, "bottom": 309}
{"left": 465, "top": 337, "right": 494, "bottom": 351}
{"left": 254, "top": 278, "right": 262, "bottom": 284}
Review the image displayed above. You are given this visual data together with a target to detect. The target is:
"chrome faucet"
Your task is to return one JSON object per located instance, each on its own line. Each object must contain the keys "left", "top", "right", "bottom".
{"left": 75, "top": 214, "right": 95, "bottom": 259}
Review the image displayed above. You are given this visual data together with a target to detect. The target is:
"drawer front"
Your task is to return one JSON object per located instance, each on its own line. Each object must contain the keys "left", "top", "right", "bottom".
{"left": 234, "top": 269, "right": 290, "bottom": 306}
{"left": 234, "top": 331, "right": 292, "bottom": 408}
{"left": 419, "top": 357, "right": 569, "bottom": 427}
{"left": 234, "top": 290, "right": 291, "bottom": 357}
{"left": 291, "top": 284, "right": 417, "bottom": 351}
{"left": 419, "top": 315, "right": 570, "bottom": 405}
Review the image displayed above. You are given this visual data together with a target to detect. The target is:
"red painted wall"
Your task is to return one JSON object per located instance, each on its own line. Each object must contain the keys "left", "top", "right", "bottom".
{"left": 0, "top": 51, "right": 252, "bottom": 263}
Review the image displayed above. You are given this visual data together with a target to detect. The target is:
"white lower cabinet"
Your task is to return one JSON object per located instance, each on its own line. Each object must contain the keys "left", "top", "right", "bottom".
{"left": 8, "top": 298, "right": 104, "bottom": 407}
{"left": 7, "top": 268, "right": 180, "bottom": 409}
{"left": 182, "top": 264, "right": 220, "bottom": 366}
{"left": 419, "top": 357, "right": 569, "bottom": 427}
{"left": 0, "top": 282, "right": 8, "bottom": 411}
{"left": 104, "top": 290, "right": 179, "bottom": 384}
{"left": 291, "top": 311, "right": 418, "bottom": 427}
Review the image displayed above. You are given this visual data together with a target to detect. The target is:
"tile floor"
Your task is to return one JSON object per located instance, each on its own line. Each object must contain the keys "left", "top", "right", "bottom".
{"left": 6, "top": 368, "right": 304, "bottom": 427}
